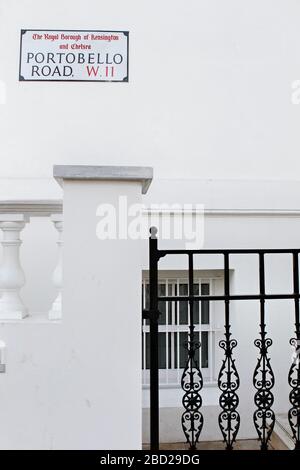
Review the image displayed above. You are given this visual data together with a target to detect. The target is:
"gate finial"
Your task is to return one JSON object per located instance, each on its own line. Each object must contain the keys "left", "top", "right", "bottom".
{"left": 149, "top": 226, "right": 157, "bottom": 239}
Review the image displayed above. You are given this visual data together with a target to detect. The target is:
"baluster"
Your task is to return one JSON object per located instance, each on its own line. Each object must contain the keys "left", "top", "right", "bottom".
{"left": 49, "top": 214, "right": 63, "bottom": 320}
{"left": 181, "top": 254, "right": 203, "bottom": 450}
{"left": 288, "top": 252, "right": 300, "bottom": 450}
{"left": 218, "top": 253, "right": 240, "bottom": 450}
{"left": 253, "top": 252, "right": 275, "bottom": 450}
{"left": 0, "top": 214, "right": 29, "bottom": 319}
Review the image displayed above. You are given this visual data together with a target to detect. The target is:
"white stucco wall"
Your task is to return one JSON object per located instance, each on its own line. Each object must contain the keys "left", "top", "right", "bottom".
{"left": 0, "top": 0, "right": 300, "bottom": 448}
{"left": 1, "top": 0, "right": 300, "bottom": 183}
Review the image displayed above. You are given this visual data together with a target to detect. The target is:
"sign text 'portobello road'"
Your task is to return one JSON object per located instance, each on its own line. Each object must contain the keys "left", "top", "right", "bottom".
{"left": 19, "top": 30, "right": 129, "bottom": 82}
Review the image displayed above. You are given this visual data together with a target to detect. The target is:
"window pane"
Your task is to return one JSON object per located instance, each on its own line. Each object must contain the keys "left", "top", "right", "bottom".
{"left": 201, "top": 331, "right": 209, "bottom": 368}
{"left": 158, "top": 283, "right": 166, "bottom": 325}
{"left": 145, "top": 331, "right": 206, "bottom": 371}
{"left": 158, "top": 333, "right": 166, "bottom": 369}
{"left": 142, "top": 331, "right": 144, "bottom": 369}
{"left": 179, "top": 284, "right": 188, "bottom": 324}
{"left": 178, "top": 283, "right": 200, "bottom": 325}
{"left": 174, "top": 284, "right": 178, "bottom": 324}
{"left": 168, "top": 283, "right": 173, "bottom": 324}
{"left": 174, "top": 332, "right": 178, "bottom": 369}
{"left": 145, "top": 332, "right": 150, "bottom": 369}
{"left": 193, "top": 283, "right": 199, "bottom": 325}
{"left": 145, "top": 284, "right": 150, "bottom": 325}
{"left": 201, "top": 283, "right": 210, "bottom": 324}
{"left": 168, "top": 332, "right": 172, "bottom": 369}
{"left": 179, "top": 332, "right": 200, "bottom": 368}
{"left": 179, "top": 332, "right": 189, "bottom": 368}
{"left": 145, "top": 332, "right": 167, "bottom": 369}
{"left": 145, "top": 284, "right": 150, "bottom": 309}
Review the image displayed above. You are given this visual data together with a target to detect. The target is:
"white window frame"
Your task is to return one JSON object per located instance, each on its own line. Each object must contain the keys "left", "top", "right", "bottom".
{"left": 142, "top": 271, "right": 222, "bottom": 388}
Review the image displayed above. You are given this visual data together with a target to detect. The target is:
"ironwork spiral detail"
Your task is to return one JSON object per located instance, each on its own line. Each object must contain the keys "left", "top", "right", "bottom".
{"left": 218, "top": 334, "right": 240, "bottom": 450}
{"left": 288, "top": 337, "right": 300, "bottom": 448}
{"left": 253, "top": 335, "right": 275, "bottom": 450}
{"left": 181, "top": 337, "right": 204, "bottom": 449}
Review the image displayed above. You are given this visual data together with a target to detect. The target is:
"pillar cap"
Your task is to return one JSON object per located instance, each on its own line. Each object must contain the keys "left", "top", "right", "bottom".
{"left": 53, "top": 165, "right": 153, "bottom": 194}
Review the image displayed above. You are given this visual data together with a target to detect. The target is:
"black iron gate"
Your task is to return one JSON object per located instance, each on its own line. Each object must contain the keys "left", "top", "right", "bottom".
{"left": 142, "top": 227, "right": 300, "bottom": 451}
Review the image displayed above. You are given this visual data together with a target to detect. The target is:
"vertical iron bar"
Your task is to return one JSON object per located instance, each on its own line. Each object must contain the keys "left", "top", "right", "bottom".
{"left": 253, "top": 253, "right": 275, "bottom": 450}
{"left": 188, "top": 255, "right": 195, "bottom": 447}
{"left": 189, "top": 255, "right": 195, "bottom": 448}
{"left": 224, "top": 254, "right": 232, "bottom": 448}
{"left": 218, "top": 253, "right": 240, "bottom": 450}
{"left": 288, "top": 252, "right": 300, "bottom": 450}
{"left": 149, "top": 227, "right": 159, "bottom": 451}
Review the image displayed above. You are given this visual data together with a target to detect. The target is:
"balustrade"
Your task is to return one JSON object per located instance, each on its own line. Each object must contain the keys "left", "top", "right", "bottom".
{"left": 0, "top": 201, "right": 63, "bottom": 320}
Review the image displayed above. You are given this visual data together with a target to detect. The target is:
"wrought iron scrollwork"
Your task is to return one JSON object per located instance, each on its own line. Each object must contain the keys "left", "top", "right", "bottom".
{"left": 288, "top": 337, "right": 300, "bottom": 449}
{"left": 253, "top": 334, "right": 275, "bottom": 450}
{"left": 218, "top": 254, "right": 240, "bottom": 450}
{"left": 218, "top": 332, "right": 240, "bottom": 450}
{"left": 181, "top": 254, "right": 204, "bottom": 450}
{"left": 253, "top": 253, "right": 275, "bottom": 450}
{"left": 181, "top": 336, "right": 204, "bottom": 449}
{"left": 288, "top": 252, "right": 300, "bottom": 450}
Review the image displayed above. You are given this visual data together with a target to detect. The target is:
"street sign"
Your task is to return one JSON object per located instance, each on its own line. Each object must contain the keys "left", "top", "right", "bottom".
{"left": 19, "top": 29, "right": 129, "bottom": 82}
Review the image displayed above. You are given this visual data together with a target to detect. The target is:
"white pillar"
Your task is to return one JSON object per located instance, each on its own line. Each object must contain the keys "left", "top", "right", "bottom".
{"left": 53, "top": 165, "right": 152, "bottom": 450}
{"left": 49, "top": 214, "right": 63, "bottom": 320}
{"left": 0, "top": 214, "right": 29, "bottom": 319}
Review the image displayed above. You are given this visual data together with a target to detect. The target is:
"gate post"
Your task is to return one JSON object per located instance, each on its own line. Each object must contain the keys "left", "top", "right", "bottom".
{"left": 53, "top": 165, "right": 152, "bottom": 450}
{"left": 149, "top": 227, "right": 159, "bottom": 450}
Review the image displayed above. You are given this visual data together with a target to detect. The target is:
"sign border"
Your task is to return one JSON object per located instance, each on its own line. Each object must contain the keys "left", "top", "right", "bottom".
{"left": 19, "top": 29, "right": 129, "bottom": 82}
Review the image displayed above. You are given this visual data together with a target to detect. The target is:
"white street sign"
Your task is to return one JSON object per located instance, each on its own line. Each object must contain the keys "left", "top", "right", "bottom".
{"left": 19, "top": 29, "right": 129, "bottom": 82}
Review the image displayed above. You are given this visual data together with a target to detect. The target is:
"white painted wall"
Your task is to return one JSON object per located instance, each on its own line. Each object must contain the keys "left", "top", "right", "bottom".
{"left": 1, "top": 0, "right": 300, "bottom": 183}
{"left": 60, "top": 178, "right": 143, "bottom": 449}
{"left": 0, "top": 0, "right": 300, "bottom": 448}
